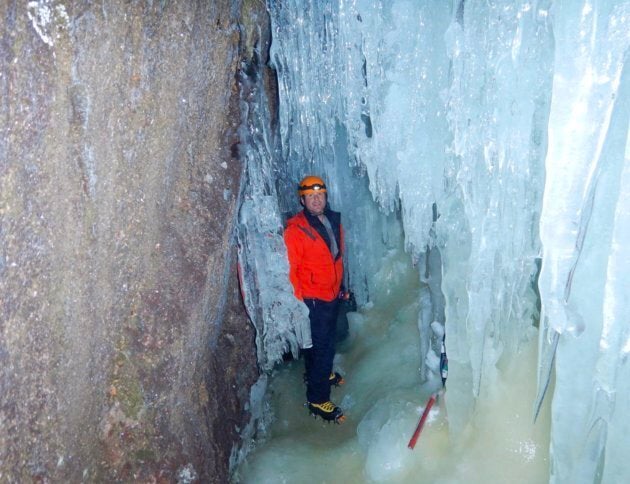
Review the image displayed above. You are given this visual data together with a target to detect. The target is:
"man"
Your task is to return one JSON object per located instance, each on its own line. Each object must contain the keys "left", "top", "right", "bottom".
{"left": 284, "top": 175, "right": 347, "bottom": 423}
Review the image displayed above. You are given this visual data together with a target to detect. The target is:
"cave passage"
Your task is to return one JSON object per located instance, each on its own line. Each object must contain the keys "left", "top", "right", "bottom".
{"left": 239, "top": 1, "right": 630, "bottom": 481}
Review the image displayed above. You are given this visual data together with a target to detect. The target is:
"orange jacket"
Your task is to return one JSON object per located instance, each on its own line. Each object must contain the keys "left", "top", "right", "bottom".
{"left": 284, "top": 210, "right": 344, "bottom": 302}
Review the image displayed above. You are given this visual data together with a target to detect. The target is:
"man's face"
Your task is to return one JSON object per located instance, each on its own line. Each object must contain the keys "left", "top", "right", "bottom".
{"left": 303, "top": 192, "right": 326, "bottom": 216}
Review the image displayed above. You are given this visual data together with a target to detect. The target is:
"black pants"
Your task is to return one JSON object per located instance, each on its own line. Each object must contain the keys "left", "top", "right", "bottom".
{"left": 303, "top": 298, "right": 339, "bottom": 404}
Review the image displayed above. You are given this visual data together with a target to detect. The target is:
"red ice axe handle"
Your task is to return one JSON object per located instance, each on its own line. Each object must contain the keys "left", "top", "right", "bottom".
{"left": 407, "top": 394, "right": 436, "bottom": 450}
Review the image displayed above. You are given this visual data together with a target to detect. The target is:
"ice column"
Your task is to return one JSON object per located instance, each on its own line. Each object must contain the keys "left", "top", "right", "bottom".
{"left": 440, "top": 0, "right": 552, "bottom": 431}
{"left": 537, "top": 2, "right": 630, "bottom": 482}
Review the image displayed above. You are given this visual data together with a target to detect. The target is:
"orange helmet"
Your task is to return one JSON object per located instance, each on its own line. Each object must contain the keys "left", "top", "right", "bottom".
{"left": 298, "top": 175, "right": 327, "bottom": 197}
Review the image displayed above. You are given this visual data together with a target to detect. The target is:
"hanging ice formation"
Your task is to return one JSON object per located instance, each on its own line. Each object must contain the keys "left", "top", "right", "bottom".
{"left": 236, "top": 46, "right": 313, "bottom": 372}
{"left": 240, "top": 1, "right": 629, "bottom": 482}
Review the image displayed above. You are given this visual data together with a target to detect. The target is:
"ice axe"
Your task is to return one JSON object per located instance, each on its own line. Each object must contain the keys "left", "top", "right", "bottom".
{"left": 407, "top": 393, "right": 436, "bottom": 449}
{"left": 408, "top": 336, "right": 448, "bottom": 450}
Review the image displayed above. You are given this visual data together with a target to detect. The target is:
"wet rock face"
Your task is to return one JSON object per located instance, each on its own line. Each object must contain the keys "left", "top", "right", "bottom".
{"left": 0, "top": 1, "right": 261, "bottom": 481}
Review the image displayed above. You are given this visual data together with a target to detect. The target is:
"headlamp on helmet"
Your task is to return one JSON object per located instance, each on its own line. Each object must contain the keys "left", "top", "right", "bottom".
{"left": 298, "top": 175, "right": 327, "bottom": 197}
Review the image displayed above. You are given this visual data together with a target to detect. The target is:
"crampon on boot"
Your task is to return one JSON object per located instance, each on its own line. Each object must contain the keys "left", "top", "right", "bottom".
{"left": 307, "top": 401, "right": 346, "bottom": 424}
{"left": 329, "top": 372, "right": 345, "bottom": 387}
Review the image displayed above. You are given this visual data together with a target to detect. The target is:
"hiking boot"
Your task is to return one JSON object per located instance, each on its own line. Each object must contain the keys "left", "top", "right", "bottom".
{"left": 329, "top": 372, "right": 345, "bottom": 387}
{"left": 307, "top": 401, "right": 346, "bottom": 423}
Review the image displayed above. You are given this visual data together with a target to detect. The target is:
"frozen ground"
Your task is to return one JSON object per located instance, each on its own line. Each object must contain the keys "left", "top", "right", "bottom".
{"left": 234, "top": 250, "right": 551, "bottom": 483}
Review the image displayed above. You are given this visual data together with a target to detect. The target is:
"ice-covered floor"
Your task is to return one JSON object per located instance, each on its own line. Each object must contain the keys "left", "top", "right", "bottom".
{"left": 234, "top": 251, "right": 551, "bottom": 483}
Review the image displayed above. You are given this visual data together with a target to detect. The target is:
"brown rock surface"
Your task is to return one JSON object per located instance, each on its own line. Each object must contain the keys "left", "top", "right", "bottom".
{"left": 0, "top": 1, "right": 264, "bottom": 481}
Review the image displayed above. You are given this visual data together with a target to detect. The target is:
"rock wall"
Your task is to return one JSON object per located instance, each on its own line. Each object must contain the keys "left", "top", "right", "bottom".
{"left": 0, "top": 1, "right": 263, "bottom": 481}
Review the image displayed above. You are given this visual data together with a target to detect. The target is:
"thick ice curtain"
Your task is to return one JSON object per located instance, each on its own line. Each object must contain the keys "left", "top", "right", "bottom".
{"left": 536, "top": 2, "right": 630, "bottom": 482}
